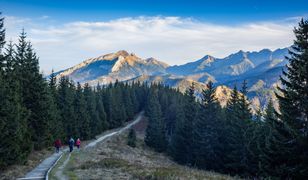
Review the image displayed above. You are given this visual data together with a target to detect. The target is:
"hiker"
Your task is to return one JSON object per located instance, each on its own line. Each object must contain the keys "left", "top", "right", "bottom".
{"left": 69, "top": 137, "right": 75, "bottom": 152}
{"left": 54, "top": 139, "right": 62, "bottom": 153}
{"left": 76, "top": 138, "right": 81, "bottom": 149}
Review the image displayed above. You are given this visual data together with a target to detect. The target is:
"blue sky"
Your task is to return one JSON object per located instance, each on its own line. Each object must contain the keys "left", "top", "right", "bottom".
{"left": 1, "top": 0, "right": 307, "bottom": 72}
{"left": 2, "top": 0, "right": 307, "bottom": 23}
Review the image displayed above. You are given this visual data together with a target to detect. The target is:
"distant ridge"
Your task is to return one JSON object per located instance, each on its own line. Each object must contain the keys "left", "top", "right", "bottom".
{"left": 54, "top": 47, "right": 289, "bottom": 111}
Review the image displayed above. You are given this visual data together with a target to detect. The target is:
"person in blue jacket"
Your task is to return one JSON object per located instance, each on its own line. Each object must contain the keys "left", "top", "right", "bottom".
{"left": 69, "top": 137, "right": 75, "bottom": 152}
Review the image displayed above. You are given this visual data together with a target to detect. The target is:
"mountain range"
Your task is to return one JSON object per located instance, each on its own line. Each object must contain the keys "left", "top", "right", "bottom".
{"left": 54, "top": 48, "right": 289, "bottom": 111}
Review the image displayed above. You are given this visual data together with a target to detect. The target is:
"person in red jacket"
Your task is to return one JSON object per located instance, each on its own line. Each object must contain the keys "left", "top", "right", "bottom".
{"left": 54, "top": 139, "right": 62, "bottom": 153}
{"left": 76, "top": 138, "right": 81, "bottom": 149}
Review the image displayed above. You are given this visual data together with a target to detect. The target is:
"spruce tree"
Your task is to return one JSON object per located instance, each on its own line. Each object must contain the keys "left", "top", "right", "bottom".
{"left": 48, "top": 70, "right": 64, "bottom": 140}
{"left": 95, "top": 85, "right": 108, "bottom": 132}
{"left": 164, "top": 95, "right": 178, "bottom": 139}
{"left": 108, "top": 81, "right": 127, "bottom": 128}
{"left": 239, "top": 80, "right": 255, "bottom": 175}
{"left": 169, "top": 97, "right": 191, "bottom": 164}
{"left": 193, "top": 81, "right": 222, "bottom": 170}
{"left": 144, "top": 88, "right": 167, "bottom": 152}
{"left": 8, "top": 36, "right": 32, "bottom": 164}
{"left": 0, "top": 75, "right": 30, "bottom": 167}
{"left": 18, "top": 41, "right": 53, "bottom": 149}
{"left": 84, "top": 83, "right": 98, "bottom": 138}
{"left": 123, "top": 83, "right": 134, "bottom": 120}
{"left": 224, "top": 82, "right": 253, "bottom": 175}
{"left": 58, "top": 77, "right": 76, "bottom": 138}
{"left": 0, "top": 19, "right": 30, "bottom": 167}
{"left": 223, "top": 85, "right": 239, "bottom": 171}
{"left": 275, "top": 19, "right": 308, "bottom": 178}
{"left": 74, "top": 83, "right": 91, "bottom": 139}
{"left": 130, "top": 83, "right": 140, "bottom": 113}
{"left": 169, "top": 83, "right": 196, "bottom": 165}
{"left": 251, "top": 109, "right": 265, "bottom": 177}
{"left": 259, "top": 99, "right": 283, "bottom": 177}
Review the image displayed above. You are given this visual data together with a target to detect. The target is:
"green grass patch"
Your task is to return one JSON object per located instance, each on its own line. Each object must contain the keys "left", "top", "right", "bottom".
{"left": 64, "top": 152, "right": 78, "bottom": 179}
{"left": 66, "top": 170, "right": 78, "bottom": 180}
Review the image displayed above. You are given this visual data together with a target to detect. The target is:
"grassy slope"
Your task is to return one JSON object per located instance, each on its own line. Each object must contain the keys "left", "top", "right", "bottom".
{"left": 57, "top": 117, "right": 237, "bottom": 180}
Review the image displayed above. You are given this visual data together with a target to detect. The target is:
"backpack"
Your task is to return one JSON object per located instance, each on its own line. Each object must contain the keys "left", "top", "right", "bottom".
{"left": 69, "top": 139, "right": 74, "bottom": 146}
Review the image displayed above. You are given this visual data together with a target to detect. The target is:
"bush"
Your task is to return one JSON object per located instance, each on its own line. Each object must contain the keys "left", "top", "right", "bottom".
{"left": 127, "top": 128, "right": 137, "bottom": 148}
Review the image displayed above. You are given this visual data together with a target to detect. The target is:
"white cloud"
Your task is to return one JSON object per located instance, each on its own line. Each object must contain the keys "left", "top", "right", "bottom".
{"left": 4, "top": 16, "right": 296, "bottom": 73}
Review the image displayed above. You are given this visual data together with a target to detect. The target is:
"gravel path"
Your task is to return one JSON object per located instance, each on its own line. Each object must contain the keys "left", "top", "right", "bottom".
{"left": 86, "top": 111, "right": 144, "bottom": 148}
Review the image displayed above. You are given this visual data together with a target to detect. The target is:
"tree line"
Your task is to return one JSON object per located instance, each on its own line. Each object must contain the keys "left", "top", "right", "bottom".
{"left": 144, "top": 19, "right": 308, "bottom": 179}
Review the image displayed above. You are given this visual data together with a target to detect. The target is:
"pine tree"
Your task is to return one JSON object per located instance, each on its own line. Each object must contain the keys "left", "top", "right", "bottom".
{"left": 74, "top": 83, "right": 91, "bottom": 139}
{"left": 123, "top": 83, "right": 134, "bottom": 120}
{"left": 164, "top": 95, "right": 179, "bottom": 139}
{"left": 84, "top": 83, "right": 98, "bottom": 138}
{"left": 239, "top": 80, "right": 256, "bottom": 175}
{"left": 0, "top": 75, "right": 30, "bottom": 167}
{"left": 223, "top": 85, "right": 239, "bottom": 171}
{"left": 0, "top": 18, "right": 30, "bottom": 167}
{"left": 108, "top": 81, "right": 127, "bottom": 128}
{"left": 168, "top": 97, "right": 188, "bottom": 163}
{"left": 258, "top": 99, "right": 282, "bottom": 177}
{"left": 48, "top": 70, "right": 64, "bottom": 140}
{"left": 58, "top": 77, "right": 76, "bottom": 138}
{"left": 144, "top": 88, "right": 167, "bottom": 152}
{"left": 193, "top": 81, "right": 222, "bottom": 170}
{"left": 251, "top": 109, "right": 266, "bottom": 177}
{"left": 95, "top": 85, "right": 108, "bottom": 132}
{"left": 130, "top": 83, "right": 140, "bottom": 113}
{"left": 169, "top": 83, "right": 196, "bottom": 165}
{"left": 274, "top": 19, "right": 308, "bottom": 178}
{"left": 17, "top": 41, "right": 54, "bottom": 150}
{"left": 224, "top": 82, "right": 253, "bottom": 175}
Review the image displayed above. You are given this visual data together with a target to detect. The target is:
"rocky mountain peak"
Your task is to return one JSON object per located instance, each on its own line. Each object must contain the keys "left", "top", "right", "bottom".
{"left": 145, "top": 57, "right": 169, "bottom": 68}
{"left": 115, "top": 50, "right": 130, "bottom": 56}
{"left": 111, "top": 53, "right": 142, "bottom": 72}
{"left": 196, "top": 55, "right": 216, "bottom": 70}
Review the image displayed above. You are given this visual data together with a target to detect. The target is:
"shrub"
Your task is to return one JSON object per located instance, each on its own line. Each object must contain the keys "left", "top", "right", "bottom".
{"left": 127, "top": 128, "right": 137, "bottom": 148}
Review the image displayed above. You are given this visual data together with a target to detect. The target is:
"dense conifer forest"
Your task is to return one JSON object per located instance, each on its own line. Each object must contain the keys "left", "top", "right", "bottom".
{"left": 0, "top": 12, "right": 307, "bottom": 179}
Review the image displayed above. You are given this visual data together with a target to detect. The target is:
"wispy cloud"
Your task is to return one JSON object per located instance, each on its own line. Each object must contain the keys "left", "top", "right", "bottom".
{"left": 4, "top": 16, "right": 298, "bottom": 73}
